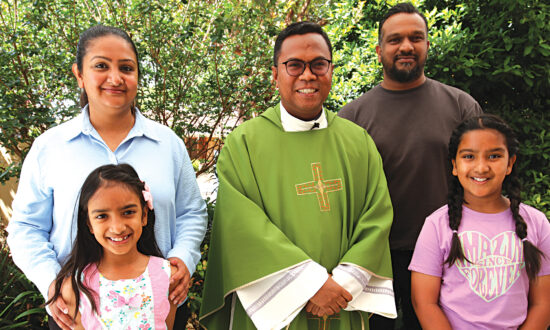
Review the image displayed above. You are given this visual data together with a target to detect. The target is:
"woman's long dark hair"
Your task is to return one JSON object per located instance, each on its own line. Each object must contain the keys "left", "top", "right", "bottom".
{"left": 46, "top": 164, "right": 161, "bottom": 316}
{"left": 445, "top": 114, "right": 544, "bottom": 281}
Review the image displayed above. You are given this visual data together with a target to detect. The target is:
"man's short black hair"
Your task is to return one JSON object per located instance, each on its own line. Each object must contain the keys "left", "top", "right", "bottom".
{"left": 273, "top": 21, "right": 332, "bottom": 67}
{"left": 378, "top": 2, "right": 428, "bottom": 44}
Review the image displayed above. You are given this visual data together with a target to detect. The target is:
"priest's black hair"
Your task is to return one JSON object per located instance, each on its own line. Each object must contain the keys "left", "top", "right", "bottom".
{"left": 273, "top": 21, "right": 332, "bottom": 67}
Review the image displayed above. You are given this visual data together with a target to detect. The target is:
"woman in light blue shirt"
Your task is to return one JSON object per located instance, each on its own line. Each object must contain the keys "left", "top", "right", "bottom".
{"left": 7, "top": 25, "right": 207, "bottom": 330}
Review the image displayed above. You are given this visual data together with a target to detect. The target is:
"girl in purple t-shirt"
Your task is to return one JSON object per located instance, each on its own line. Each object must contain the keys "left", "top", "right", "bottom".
{"left": 409, "top": 114, "right": 550, "bottom": 329}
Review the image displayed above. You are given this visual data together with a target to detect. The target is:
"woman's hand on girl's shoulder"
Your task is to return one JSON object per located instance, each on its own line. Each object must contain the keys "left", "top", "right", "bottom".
{"left": 169, "top": 264, "right": 178, "bottom": 292}
{"left": 166, "top": 264, "right": 179, "bottom": 330}
{"left": 58, "top": 277, "right": 84, "bottom": 329}
{"left": 168, "top": 257, "right": 190, "bottom": 305}
{"left": 48, "top": 279, "right": 74, "bottom": 330}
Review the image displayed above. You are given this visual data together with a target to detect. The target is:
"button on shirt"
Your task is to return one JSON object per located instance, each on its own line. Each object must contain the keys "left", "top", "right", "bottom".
{"left": 7, "top": 107, "right": 207, "bottom": 300}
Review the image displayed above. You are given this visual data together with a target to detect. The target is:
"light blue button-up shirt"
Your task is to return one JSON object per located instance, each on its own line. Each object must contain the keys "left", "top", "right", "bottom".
{"left": 7, "top": 107, "right": 207, "bottom": 300}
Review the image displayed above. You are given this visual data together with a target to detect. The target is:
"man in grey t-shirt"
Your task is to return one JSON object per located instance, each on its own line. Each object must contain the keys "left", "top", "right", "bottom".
{"left": 339, "top": 3, "right": 482, "bottom": 330}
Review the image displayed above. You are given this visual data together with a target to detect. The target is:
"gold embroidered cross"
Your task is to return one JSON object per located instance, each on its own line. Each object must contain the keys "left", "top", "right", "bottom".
{"left": 307, "top": 313, "right": 341, "bottom": 330}
{"left": 295, "top": 162, "right": 343, "bottom": 211}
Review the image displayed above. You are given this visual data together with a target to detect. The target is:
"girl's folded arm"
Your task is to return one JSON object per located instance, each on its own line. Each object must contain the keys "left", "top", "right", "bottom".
{"left": 519, "top": 274, "right": 550, "bottom": 330}
{"left": 411, "top": 271, "right": 452, "bottom": 330}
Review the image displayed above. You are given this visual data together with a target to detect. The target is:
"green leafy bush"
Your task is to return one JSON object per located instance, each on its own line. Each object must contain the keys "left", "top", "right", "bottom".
{"left": 0, "top": 0, "right": 285, "bottom": 180}
{"left": 424, "top": 0, "right": 550, "bottom": 217}
{"left": 1, "top": 1, "right": 548, "bottom": 327}
{"left": 184, "top": 198, "right": 215, "bottom": 328}
{"left": 323, "top": 0, "right": 550, "bottom": 217}
{"left": 0, "top": 227, "right": 47, "bottom": 329}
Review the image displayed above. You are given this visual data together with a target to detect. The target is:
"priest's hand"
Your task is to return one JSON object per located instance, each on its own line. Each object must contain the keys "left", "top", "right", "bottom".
{"left": 306, "top": 276, "right": 352, "bottom": 316}
{"left": 168, "top": 257, "right": 190, "bottom": 305}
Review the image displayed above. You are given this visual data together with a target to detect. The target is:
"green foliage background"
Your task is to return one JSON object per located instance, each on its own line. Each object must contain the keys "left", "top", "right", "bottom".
{"left": 1, "top": 0, "right": 548, "bottom": 327}
{"left": 0, "top": 225, "right": 47, "bottom": 329}
{"left": 325, "top": 0, "right": 550, "bottom": 215}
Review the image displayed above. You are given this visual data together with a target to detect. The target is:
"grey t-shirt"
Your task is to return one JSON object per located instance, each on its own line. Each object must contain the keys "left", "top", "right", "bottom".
{"left": 339, "top": 78, "right": 482, "bottom": 250}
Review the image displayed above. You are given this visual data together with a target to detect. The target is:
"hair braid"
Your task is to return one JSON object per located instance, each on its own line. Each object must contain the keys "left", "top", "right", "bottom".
{"left": 445, "top": 175, "right": 470, "bottom": 266}
{"left": 447, "top": 114, "right": 545, "bottom": 280}
{"left": 504, "top": 167, "right": 543, "bottom": 281}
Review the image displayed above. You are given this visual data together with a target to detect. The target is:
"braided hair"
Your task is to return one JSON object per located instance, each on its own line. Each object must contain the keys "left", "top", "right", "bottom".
{"left": 445, "top": 114, "right": 544, "bottom": 281}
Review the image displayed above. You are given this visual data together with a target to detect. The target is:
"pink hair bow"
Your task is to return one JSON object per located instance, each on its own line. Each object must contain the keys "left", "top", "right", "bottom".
{"left": 142, "top": 182, "right": 154, "bottom": 210}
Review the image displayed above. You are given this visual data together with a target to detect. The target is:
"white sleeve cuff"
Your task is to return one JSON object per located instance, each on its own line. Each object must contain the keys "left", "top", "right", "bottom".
{"left": 236, "top": 260, "right": 328, "bottom": 330}
{"left": 332, "top": 263, "right": 370, "bottom": 298}
{"left": 332, "top": 263, "right": 397, "bottom": 319}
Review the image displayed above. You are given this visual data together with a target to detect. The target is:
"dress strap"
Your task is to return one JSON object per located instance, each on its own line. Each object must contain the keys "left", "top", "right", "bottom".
{"left": 79, "top": 263, "right": 103, "bottom": 328}
{"left": 149, "top": 256, "right": 170, "bottom": 329}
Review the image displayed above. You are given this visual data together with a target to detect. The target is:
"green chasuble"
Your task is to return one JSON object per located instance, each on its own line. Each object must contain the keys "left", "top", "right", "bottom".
{"left": 200, "top": 105, "right": 393, "bottom": 329}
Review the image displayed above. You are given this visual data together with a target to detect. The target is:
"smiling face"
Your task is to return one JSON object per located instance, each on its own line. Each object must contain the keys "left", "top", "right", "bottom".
{"left": 377, "top": 12, "right": 429, "bottom": 90}
{"left": 72, "top": 35, "right": 138, "bottom": 116}
{"left": 272, "top": 33, "right": 333, "bottom": 120}
{"left": 452, "top": 129, "right": 516, "bottom": 212}
{"left": 87, "top": 183, "right": 147, "bottom": 260}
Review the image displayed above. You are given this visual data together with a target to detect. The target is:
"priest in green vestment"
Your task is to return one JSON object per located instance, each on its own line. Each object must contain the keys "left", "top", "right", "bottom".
{"left": 200, "top": 21, "right": 396, "bottom": 330}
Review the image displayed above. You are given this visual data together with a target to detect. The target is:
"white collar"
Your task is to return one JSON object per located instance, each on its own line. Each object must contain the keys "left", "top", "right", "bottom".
{"left": 279, "top": 102, "right": 328, "bottom": 132}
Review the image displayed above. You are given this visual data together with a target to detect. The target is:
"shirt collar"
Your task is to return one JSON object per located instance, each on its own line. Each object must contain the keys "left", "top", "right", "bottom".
{"left": 64, "top": 105, "right": 161, "bottom": 142}
{"left": 279, "top": 102, "right": 328, "bottom": 132}
{"left": 131, "top": 109, "right": 161, "bottom": 142}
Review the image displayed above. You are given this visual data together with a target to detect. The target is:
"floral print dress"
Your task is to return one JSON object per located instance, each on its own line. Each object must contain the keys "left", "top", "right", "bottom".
{"left": 78, "top": 256, "right": 171, "bottom": 329}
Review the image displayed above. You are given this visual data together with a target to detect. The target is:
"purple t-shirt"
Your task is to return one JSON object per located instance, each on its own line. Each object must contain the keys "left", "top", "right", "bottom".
{"left": 409, "top": 204, "right": 550, "bottom": 329}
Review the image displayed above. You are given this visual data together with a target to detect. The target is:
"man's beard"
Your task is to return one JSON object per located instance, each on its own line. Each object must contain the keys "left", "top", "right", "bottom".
{"left": 382, "top": 52, "right": 426, "bottom": 83}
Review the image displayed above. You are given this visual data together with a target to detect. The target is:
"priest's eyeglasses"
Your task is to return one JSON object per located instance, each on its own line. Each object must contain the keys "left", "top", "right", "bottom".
{"left": 281, "top": 58, "right": 332, "bottom": 77}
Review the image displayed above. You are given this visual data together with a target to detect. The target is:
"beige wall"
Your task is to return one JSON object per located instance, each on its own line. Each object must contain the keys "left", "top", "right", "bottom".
{"left": 0, "top": 148, "right": 18, "bottom": 225}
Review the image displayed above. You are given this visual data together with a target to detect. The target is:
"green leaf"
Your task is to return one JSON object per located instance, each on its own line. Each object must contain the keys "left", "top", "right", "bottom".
{"left": 0, "top": 321, "right": 31, "bottom": 329}
{"left": 0, "top": 291, "right": 35, "bottom": 318}
{"left": 13, "top": 307, "right": 47, "bottom": 321}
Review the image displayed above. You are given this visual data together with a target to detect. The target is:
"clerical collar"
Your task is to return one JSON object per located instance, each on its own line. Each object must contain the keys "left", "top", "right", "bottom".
{"left": 280, "top": 102, "right": 328, "bottom": 132}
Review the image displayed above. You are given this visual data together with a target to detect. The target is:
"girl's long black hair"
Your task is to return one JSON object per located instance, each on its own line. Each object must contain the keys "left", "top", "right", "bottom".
{"left": 445, "top": 114, "right": 544, "bottom": 281}
{"left": 46, "top": 164, "right": 162, "bottom": 316}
